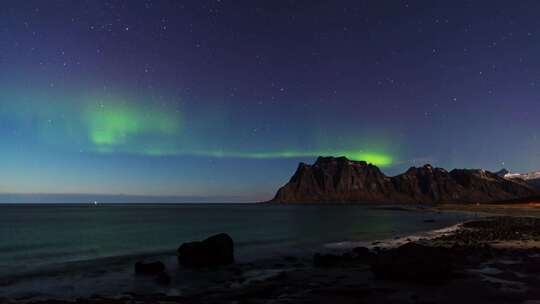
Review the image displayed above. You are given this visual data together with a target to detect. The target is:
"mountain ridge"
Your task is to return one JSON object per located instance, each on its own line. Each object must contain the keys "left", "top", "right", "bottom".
{"left": 270, "top": 157, "right": 538, "bottom": 203}
{"left": 496, "top": 168, "right": 540, "bottom": 192}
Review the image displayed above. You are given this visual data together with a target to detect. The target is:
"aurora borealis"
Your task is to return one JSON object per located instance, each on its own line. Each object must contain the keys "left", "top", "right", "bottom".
{"left": 1, "top": 1, "right": 539, "bottom": 201}
{"left": 0, "top": 93, "right": 394, "bottom": 164}
{"left": 85, "top": 103, "right": 181, "bottom": 147}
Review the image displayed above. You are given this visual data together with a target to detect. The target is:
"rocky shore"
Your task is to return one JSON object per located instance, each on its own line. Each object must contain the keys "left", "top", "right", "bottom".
{"left": 5, "top": 216, "right": 540, "bottom": 304}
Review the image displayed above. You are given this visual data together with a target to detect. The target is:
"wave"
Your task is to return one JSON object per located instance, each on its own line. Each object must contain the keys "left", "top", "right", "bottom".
{"left": 0, "top": 241, "right": 60, "bottom": 254}
{"left": 324, "top": 222, "right": 463, "bottom": 250}
{"left": 0, "top": 248, "right": 176, "bottom": 284}
{"left": 235, "top": 237, "right": 297, "bottom": 247}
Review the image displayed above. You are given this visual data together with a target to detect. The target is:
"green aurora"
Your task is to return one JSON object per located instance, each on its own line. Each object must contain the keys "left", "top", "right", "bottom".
{"left": 185, "top": 150, "right": 393, "bottom": 167}
{"left": 83, "top": 103, "right": 394, "bottom": 166}
{"left": 1, "top": 94, "right": 396, "bottom": 167}
{"left": 84, "top": 103, "right": 181, "bottom": 146}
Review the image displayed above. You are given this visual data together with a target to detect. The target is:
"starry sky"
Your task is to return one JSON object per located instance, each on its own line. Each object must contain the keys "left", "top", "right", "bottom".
{"left": 1, "top": 0, "right": 539, "bottom": 201}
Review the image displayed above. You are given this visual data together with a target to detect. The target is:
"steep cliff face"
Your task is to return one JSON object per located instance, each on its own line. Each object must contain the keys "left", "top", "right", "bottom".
{"left": 272, "top": 157, "right": 394, "bottom": 202}
{"left": 390, "top": 165, "right": 459, "bottom": 203}
{"left": 270, "top": 157, "right": 537, "bottom": 203}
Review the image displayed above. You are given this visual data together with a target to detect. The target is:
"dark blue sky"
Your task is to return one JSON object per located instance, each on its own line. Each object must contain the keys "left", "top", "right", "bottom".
{"left": 0, "top": 0, "right": 539, "bottom": 201}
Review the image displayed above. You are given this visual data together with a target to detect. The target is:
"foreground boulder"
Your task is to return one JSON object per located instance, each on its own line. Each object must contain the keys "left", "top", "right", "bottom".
{"left": 177, "top": 233, "right": 234, "bottom": 268}
{"left": 156, "top": 272, "right": 171, "bottom": 285}
{"left": 371, "top": 242, "right": 455, "bottom": 283}
{"left": 134, "top": 261, "right": 166, "bottom": 275}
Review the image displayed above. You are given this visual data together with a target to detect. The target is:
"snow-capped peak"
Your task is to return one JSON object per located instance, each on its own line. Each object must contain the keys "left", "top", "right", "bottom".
{"left": 504, "top": 171, "right": 540, "bottom": 181}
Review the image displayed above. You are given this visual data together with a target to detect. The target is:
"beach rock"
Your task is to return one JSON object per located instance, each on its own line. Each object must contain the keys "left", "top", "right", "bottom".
{"left": 283, "top": 256, "right": 297, "bottom": 262}
{"left": 313, "top": 252, "right": 360, "bottom": 267}
{"left": 352, "top": 247, "right": 375, "bottom": 261}
{"left": 226, "top": 265, "right": 243, "bottom": 276}
{"left": 156, "top": 272, "right": 171, "bottom": 285}
{"left": 134, "top": 261, "right": 166, "bottom": 275}
{"left": 177, "top": 233, "right": 234, "bottom": 268}
{"left": 313, "top": 253, "right": 343, "bottom": 267}
{"left": 441, "top": 217, "right": 540, "bottom": 243}
{"left": 371, "top": 242, "right": 454, "bottom": 283}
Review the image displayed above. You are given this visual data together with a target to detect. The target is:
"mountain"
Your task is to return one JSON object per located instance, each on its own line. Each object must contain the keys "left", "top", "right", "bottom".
{"left": 528, "top": 179, "right": 540, "bottom": 191}
{"left": 270, "top": 157, "right": 538, "bottom": 203}
{"left": 504, "top": 171, "right": 540, "bottom": 181}
{"left": 495, "top": 168, "right": 511, "bottom": 177}
{"left": 498, "top": 169, "right": 540, "bottom": 191}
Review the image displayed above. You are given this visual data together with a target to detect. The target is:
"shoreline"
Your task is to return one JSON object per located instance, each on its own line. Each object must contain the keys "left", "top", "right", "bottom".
{"left": 5, "top": 207, "right": 540, "bottom": 303}
{"left": 324, "top": 221, "right": 465, "bottom": 251}
{"left": 172, "top": 215, "right": 540, "bottom": 303}
{"left": 438, "top": 202, "right": 540, "bottom": 217}
{"left": 0, "top": 206, "right": 471, "bottom": 302}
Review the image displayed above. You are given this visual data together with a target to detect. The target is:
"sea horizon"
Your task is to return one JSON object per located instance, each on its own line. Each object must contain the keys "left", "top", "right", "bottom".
{"left": 0, "top": 193, "right": 265, "bottom": 204}
{"left": 2, "top": 0, "right": 539, "bottom": 302}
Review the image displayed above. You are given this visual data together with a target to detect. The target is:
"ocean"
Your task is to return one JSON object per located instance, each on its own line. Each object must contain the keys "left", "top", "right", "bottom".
{"left": 0, "top": 203, "right": 476, "bottom": 299}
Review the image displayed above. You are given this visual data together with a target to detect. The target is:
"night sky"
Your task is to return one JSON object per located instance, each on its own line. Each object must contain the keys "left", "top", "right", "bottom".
{"left": 1, "top": 1, "right": 539, "bottom": 201}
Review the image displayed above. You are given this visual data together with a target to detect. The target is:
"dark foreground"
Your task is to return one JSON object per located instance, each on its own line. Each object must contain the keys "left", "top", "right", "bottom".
{"left": 5, "top": 216, "right": 540, "bottom": 304}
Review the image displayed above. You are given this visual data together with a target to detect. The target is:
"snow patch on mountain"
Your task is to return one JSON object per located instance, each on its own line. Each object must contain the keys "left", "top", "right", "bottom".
{"left": 504, "top": 171, "right": 540, "bottom": 181}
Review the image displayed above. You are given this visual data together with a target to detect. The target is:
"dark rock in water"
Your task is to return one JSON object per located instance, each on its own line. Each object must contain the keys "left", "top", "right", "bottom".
{"left": 371, "top": 242, "right": 454, "bottom": 283}
{"left": 177, "top": 233, "right": 234, "bottom": 268}
{"left": 313, "top": 253, "right": 344, "bottom": 267}
{"left": 156, "top": 272, "right": 171, "bottom": 285}
{"left": 314, "top": 248, "right": 375, "bottom": 267}
{"left": 423, "top": 219, "right": 436, "bottom": 223}
{"left": 226, "top": 265, "right": 243, "bottom": 276}
{"left": 352, "top": 246, "right": 375, "bottom": 261}
{"left": 283, "top": 256, "right": 297, "bottom": 262}
{"left": 269, "top": 156, "right": 537, "bottom": 203}
{"left": 134, "top": 261, "right": 166, "bottom": 275}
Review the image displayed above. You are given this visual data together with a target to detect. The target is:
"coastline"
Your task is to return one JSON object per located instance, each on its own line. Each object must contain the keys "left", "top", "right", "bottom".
{"left": 4, "top": 206, "right": 540, "bottom": 303}
{"left": 438, "top": 202, "right": 540, "bottom": 217}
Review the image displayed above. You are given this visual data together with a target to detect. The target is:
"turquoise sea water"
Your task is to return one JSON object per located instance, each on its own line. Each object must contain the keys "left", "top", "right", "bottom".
{"left": 0, "top": 203, "right": 476, "bottom": 279}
